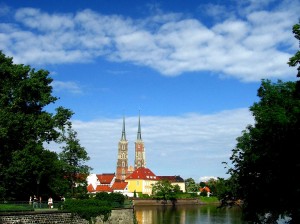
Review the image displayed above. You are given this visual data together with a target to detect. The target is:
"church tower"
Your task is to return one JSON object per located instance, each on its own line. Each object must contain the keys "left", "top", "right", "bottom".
{"left": 134, "top": 112, "right": 146, "bottom": 169}
{"left": 116, "top": 116, "right": 128, "bottom": 181}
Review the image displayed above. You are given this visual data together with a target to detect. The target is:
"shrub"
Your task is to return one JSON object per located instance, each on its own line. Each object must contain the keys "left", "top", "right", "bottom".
{"left": 108, "top": 193, "right": 125, "bottom": 207}
{"left": 63, "top": 199, "right": 112, "bottom": 223}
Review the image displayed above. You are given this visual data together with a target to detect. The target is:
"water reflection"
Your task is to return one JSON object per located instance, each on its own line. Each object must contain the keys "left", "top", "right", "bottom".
{"left": 134, "top": 204, "right": 246, "bottom": 224}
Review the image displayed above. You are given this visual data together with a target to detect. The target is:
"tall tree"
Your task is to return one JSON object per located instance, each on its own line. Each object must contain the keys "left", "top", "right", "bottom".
{"left": 59, "top": 126, "right": 91, "bottom": 197}
{"left": 0, "top": 51, "right": 73, "bottom": 199}
{"left": 227, "top": 22, "right": 300, "bottom": 223}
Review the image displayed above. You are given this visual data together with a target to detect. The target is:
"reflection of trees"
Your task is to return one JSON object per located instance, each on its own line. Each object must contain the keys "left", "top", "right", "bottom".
{"left": 135, "top": 204, "right": 244, "bottom": 223}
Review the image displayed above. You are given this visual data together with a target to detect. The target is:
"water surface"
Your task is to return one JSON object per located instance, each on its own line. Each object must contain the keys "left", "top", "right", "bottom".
{"left": 134, "top": 204, "right": 246, "bottom": 224}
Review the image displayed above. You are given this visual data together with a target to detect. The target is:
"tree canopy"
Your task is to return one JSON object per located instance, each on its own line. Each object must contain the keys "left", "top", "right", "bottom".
{"left": 225, "top": 22, "right": 300, "bottom": 223}
{"left": 0, "top": 51, "right": 90, "bottom": 200}
{"left": 59, "top": 126, "right": 91, "bottom": 197}
{"left": 152, "top": 179, "right": 179, "bottom": 201}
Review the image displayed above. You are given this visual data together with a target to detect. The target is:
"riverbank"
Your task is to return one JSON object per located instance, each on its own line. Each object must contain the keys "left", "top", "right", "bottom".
{"left": 132, "top": 198, "right": 220, "bottom": 206}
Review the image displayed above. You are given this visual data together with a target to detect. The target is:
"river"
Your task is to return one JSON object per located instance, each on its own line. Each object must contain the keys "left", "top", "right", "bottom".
{"left": 134, "top": 204, "right": 246, "bottom": 224}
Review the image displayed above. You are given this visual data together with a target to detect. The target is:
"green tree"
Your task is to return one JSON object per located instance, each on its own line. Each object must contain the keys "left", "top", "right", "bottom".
{"left": 213, "top": 176, "right": 238, "bottom": 201}
{"left": 5, "top": 142, "right": 68, "bottom": 200}
{"left": 0, "top": 51, "right": 73, "bottom": 200}
{"left": 152, "top": 179, "right": 177, "bottom": 201}
{"left": 226, "top": 21, "right": 300, "bottom": 223}
{"left": 288, "top": 22, "right": 300, "bottom": 78}
{"left": 184, "top": 178, "right": 199, "bottom": 193}
{"left": 173, "top": 184, "right": 181, "bottom": 193}
{"left": 59, "top": 126, "right": 91, "bottom": 197}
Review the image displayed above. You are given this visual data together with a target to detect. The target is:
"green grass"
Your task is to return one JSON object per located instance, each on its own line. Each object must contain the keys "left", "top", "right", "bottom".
{"left": 0, "top": 204, "right": 34, "bottom": 212}
{"left": 199, "top": 196, "right": 219, "bottom": 204}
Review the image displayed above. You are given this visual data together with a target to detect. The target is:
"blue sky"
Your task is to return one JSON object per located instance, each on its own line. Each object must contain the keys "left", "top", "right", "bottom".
{"left": 0, "top": 0, "right": 299, "bottom": 182}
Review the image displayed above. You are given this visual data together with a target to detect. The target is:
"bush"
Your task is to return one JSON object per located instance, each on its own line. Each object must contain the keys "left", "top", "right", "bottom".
{"left": 108, "top": 193, "right": 125, "bottom": 207}
{"left": 94, "top": 192, "right": 125, "bottom": 207}
{"left": 63, "top": 199, "right": 112, "bottom": 223}
{"left": 94, "top": 192, "right": 110, "bottom": 201}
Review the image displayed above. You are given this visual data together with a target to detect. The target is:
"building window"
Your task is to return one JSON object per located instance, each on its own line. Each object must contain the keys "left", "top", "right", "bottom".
{"left": 122, "top": 161, "right": 125, "bottom": 167}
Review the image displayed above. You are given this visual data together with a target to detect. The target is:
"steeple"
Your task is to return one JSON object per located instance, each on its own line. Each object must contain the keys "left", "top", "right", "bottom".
{"left": 134, "top": 111, "right": 146, "bottom": 169}
{"left": 121, "top": 115, "right": 126, "bottom": 141}
{"left": 137, "top": 111, "right": 142, "bottom": 141}
{"left": 116, "top": 115, "right": 129, "bottom": 181}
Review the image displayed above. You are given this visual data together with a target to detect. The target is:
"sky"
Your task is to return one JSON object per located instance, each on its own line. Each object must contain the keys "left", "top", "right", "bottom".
{"left": 0, "top": 0, "right": 299, "bottom": 182}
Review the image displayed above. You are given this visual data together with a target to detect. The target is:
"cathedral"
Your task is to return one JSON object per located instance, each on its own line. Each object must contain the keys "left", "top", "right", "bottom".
{"left": 115, "top": 113, "right": 146, "bottom": 181}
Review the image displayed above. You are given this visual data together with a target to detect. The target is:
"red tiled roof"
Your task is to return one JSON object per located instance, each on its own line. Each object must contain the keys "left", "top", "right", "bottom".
{"left": 112, "top": 181, "right": 128, "bottom": 190}
{"left": 126, "top": 167, "right": 157, "bottom": 180}
{"left": 87, "top": 184, "right": 95, "bottom": 193}
{"left": 96, "top": 173, "right": 115, "bottom": 184}
{"left": 95, "top": 185, "right": 113, "bottom": 192}
{"left": 200, "top": 186, "right": 211, "bottom": 192}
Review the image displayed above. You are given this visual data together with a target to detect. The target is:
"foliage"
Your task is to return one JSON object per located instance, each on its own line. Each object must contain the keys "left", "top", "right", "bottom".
{"left": 137, "top": 192, "right": 151, "bottom": 198}
{"left": 228, "top": 80, "right": 300, "bottom": 223}
{"left": 63, "top": 199, "right": 112, "bottom": 224}
{"left": 4, "top": 144, "right": 67, "bottom": 200}
{"left": 0, "top": 51, "right": 89, "bottom": 200}
{"left": 225, "top": 21, "right": 300, "bottom": 224}
{"left": 94, "top": 192, "right": 125, "bottom": 207}
{"left": 199, "top": 182, "right": 206, "bottom": 188}
{"left": 184, "top": 178, "right": 199, "bottom": 193}
{"left": 94, "top": 192, "right": 110, "bottom": 201}
{"left": 213, "top": 177, "right": 237, "bottom": 200}
{"left": 173, "top": 184, "right": 181, "bottom": 193}
{"left": 108, "top": 192, "right": 125, "bottom": 207}
{"left": 287, "top": 22, "right": 300, "bottom": 78}
{"left": 152, "top": 180, "right": 177, "bottom": 201}
{"left": 0, "top": 51, "right": 74, "bottom": 200}
{"left": 59, "top": 126, "right": 91, "bottom": 197}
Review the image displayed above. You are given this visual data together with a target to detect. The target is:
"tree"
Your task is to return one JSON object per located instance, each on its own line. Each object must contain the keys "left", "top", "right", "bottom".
{"left": 184, "top": 178, "right": 199, "bottom": 193}
{"left": 288, "top": 22, "right": 300, "bottom": 79}
{"left": 0, "top": 51, "right": 73, "bottom": 200}
{"left": 226, "top": 22, "right": 300, "bottom": 223}
{"left": 152, "top": 180, "right": 177, "bottom": 201}
{"left": 59, "top": 126, "right": 91, "bottom": 197}
{"left": 4, "top": 142, "right": 67, "bottom": 200}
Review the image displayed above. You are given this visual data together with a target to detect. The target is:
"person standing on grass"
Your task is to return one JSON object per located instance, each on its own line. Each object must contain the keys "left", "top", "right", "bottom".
{"left": 39, "top": 196, "right": 42, "bottom": 208}
{"left": 33, "top": 195, "right": 38, "bottom": 208}
{"left": 48, "top": 196, "right": 53, "bottom": 208}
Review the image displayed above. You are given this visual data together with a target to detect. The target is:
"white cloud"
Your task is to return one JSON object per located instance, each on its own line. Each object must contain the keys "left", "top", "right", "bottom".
{"left": 52, "top": 80, "right": 83, "bottom": 94}
{"left": 199, "top": 176, "right": 218, "bottom": 182}
{"left": 46, "top": 108, "right": 254, "bottom": 181}
{"left": 0, "top": 0, "right": 298, "bottom": 82}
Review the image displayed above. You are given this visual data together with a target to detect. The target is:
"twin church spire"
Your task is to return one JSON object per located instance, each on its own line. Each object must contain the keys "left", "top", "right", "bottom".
{"left": 116, "top": 112, "right": 146, "bottom": 181}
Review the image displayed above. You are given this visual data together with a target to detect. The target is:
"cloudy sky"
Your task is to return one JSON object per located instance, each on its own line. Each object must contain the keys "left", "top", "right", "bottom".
{"left": 0, "top": 0, "right": 299, "bottom": 182}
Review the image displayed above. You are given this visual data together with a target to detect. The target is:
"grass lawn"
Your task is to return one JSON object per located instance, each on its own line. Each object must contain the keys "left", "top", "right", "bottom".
{"left": 0, "top": 204, "right": 34, "bottom": 212}
{"left": 199, "top": 196, "right": 220, "bottom": 204}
